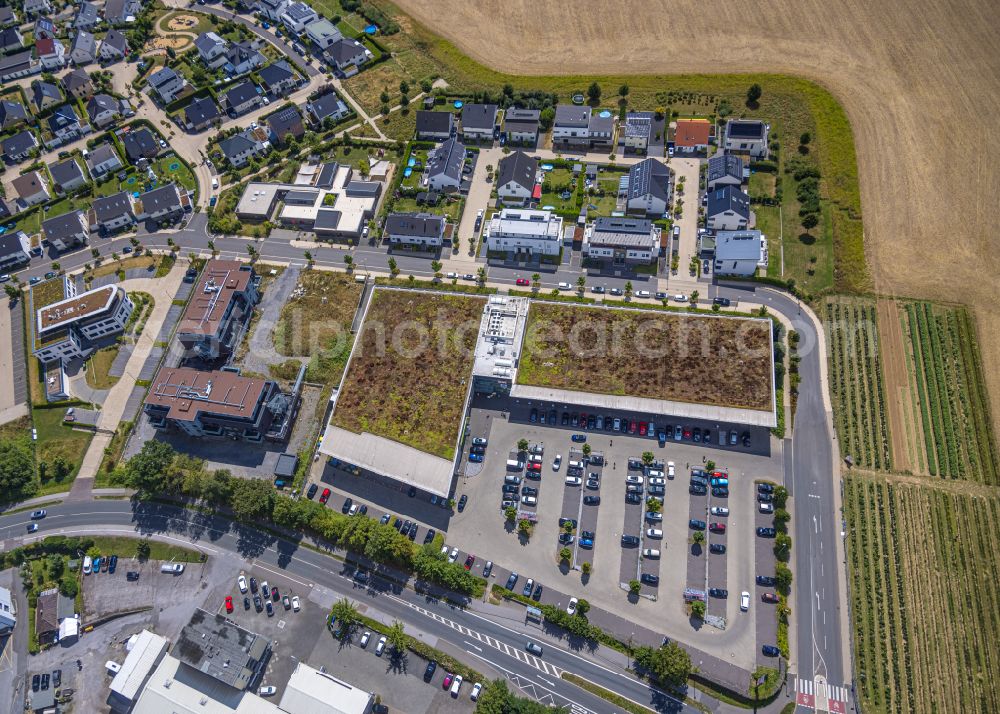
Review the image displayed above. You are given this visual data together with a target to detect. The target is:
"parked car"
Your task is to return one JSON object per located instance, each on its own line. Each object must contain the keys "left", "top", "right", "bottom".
{"left": 259, "top": 686, "right": 277, "bottom": 696}
{"left": 709, "top": 543, "right": 726, "bottom": 554}
{"left": 375, "top": 636, "right": 387, "bottom": 656}
{"left": 640, "top": 573, "right": 659, "bottom": 586}
{"left": 762, "top": 645, "right": 781, "bottom": 657}
{"left": 711, "top": 506, "right": 730, "bottom": 516}
{"left": 760, "top": 502, "right": 775, "bottom": 514}
{"left": 621, "top": 534, "right": 640, "bottom": 547}
{"left": 740, "top": 591, "right": 751, "bottom": 611}
{"left": 319, "top": 488, "right": 331, "bottom": 504}
{"left": 708, "top": 588, "right": 728, "bottom": 598}
{"left": 238, "top": 575, "right": 248, "bottom": 593}
{"left": 483, "top": 561, "right": 493, "bottom": 578}
{"left": 757, "top": 527, "right": 777, "bottom": 538}
{"left": 306, "top": 483, "right": 318, "bottom": 499}
{"left": 424, "top": 661, "right": 438, "bottom": 681}
{"left": 522, "top": 578, "right": 534, "bottom": 597}
{"left": 709, "top": 522, "right": 726, "bottom": 533}
{"left": 505, "top": 572, "right": 519, "bottom": 590}
{"left": 583, "top": 495, "right": 601, "bottom": 505}
{"left": 762, "top": 592, "right": 780, "bottom": 604}
{"left": 689, "top": 519, "right": 706, "bottom": 530}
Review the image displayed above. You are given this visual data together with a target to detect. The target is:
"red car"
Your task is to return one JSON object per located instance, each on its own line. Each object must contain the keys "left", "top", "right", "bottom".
{"left": 527, "top": 462, "right": 542, "bottom": 472}
{"left": 712, "top": 470, "right": 727, "bottom": 478}
{"left": 629, "top": 420, "right": 638, "bottom": 434}
{"left": 578, "top": 413, "right": 587, "bottom": 427}
{"left": 464, "top": 554, "right": 475, "bottom": 570}
{"left": 225, "top": 596, "right": 233, "bottom": 613}
{"left": 319, "top": 488, "right": 331, "bottom": 504}
{"left": 762, "top": 592, "right": 779, "bottom": 603}
{"left": 639, "top": 421, "right": 648, "bottom": 436}
{"left": 442, "top": 674, "right": 453, "bottom": 690}
{"left": 515, "top": 278, "right": 530, "bottom": 286}
{"left": 709, "top": 522, "right": 726, "bottom": 534}
{"left": 683, "top": 428, "right": 692, "bottom": 439}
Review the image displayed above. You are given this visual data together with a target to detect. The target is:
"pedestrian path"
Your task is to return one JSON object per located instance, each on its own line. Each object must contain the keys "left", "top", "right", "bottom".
{"left": 795, "top": 676, "right": 851, "bottom": 713}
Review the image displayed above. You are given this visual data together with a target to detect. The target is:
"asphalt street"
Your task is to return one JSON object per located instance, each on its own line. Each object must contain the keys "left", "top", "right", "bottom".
{"left": 0, "top": 500, "right": 700, "bottom": 714}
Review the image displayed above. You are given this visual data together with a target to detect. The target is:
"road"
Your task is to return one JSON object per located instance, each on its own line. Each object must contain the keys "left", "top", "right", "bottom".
{"left": 0, "top": 499, "right": 701, "bottom": 714}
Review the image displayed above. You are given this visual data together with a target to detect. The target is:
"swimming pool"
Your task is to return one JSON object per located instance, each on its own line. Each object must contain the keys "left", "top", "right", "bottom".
{"left": 407, "top": 157, "right": 415, "bottom": 167}
{"left": 364, "top": 24, "right": 377, "bottom": 34}
{"left": 403, "top": 167, "right": 413, "bottom": 177}
{"left": 599, "top": 110, "right": 612, "bottom": 118}
{"left": 540, "top": 163, "right": 554, "bottom": 171}
{"left": 454, "top": 100, "right": 464, "bottom": 109}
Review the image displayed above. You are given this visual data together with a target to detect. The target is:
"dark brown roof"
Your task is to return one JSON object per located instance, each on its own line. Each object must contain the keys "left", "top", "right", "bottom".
{"left": 36, "top": 589, "right": 59, "bottom": 635}
{"left": 145, "top": 366, "right": 268, "bottom": 421}
{"left": 38, "top": 285, "right": 117, "bottom": 331}
{"left": 177, "top": 259, "right": 252, "bottom": 337}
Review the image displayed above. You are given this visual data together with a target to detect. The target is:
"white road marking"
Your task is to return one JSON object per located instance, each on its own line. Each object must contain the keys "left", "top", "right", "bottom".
{"left": 249, "top": 562, "right": 311, "bottom": 588}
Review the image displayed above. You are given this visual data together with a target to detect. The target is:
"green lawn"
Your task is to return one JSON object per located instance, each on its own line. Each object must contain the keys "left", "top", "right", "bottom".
{"left": 539, "top": 167, "right": 578, "bottom": 213}
{"left": 85, "top": 346, "right": 120, "bottom": 390}
{"left": 32, "top": 407, "right": 94, "bottom": 495}
{"left": 86, "top": 536, "right": 205, "bottom": 562}
{"left": 400, "top": 148, "right": 430, "bottom": 190}
{"left": 749, "top": 171, "right": 776, "bottom": 200}
{"left": 754, "top": 204, "right": 782, "bottom": 279}
{"left": 393, "top": 195, "right": 464, "bottom": 221}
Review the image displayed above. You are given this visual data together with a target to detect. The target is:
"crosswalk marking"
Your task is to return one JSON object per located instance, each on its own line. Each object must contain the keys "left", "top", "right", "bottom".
{"left": 796, "top": 677, "right": 850, "bottom": 711}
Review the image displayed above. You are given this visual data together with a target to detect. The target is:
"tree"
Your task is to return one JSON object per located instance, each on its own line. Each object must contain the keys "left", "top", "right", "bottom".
{"left": 746, "top": 83, "right": 762, "bottom": 106}
{"left": 559, "top": 547, "right": 572, "bottom": 562}
{"left": 576, "top": 598, "right": 590, "bottom": 615}
{"left": 398, "top": 80, "right": 409, "bottom": 94}
{"left": 624, "top": 280, "right": 633, "bottom": 299}
{"left": 125, "top": 441, "right": 177, "bottom": 496}
{"left": 504, "top": 505, "right": 517, "bottom": 522}
{"left": 387, "top": 256, "right": 398, "bottom": 276}
{"left": 343, "top": 254, "right": 354, "bottom": 270}
{"left": 586, "top": 81, "right": 601, "bottom": 103}
{"left": 645, "top": 497, "right": 662, "bottom": 512}
{"left": 775, "top": 562, "right": 793, "bottom": 594}
{"left": 634, "top": 641, "right": 692, "bottom": 689}
{"left": 628, "top": 579, "right": 641, "bottom": 595}
{"left": 576, "top": 275, "right": 586, "bottom": 292}
{"left": 476, "top": 266, "right": 486, "bottom": 284}
{"left": 774, "top": 485, "right": 788, "bottom": 509}
{"left": 531, "top": 273, "right": 541, "bottom": 290}
{"left": 386, "top": 619, "right": 407, "bottom": 653}
{"left": 692, "top": 531, "right": 705, "bottom": 545}
{"left": 641, "top": 451, "right": 654, "bottom": 465}
{"left": 774, "top": 533, "right": 792, "bottom": 561}
{"left": 230, "top": 478, "right": 274, "bottom": 522}
{"left": 800, "top": 131, "right": 811, "bottom": 145}
{"left": 581, "top": 443, "right": 592, "bottom": 457}
{"left": 691, "top": 600, "right": 706, "bottom": 618}
{"left": 517, "top": 519, "right": 532, "bottom": 537}
{"left": 689, "top": 290, "right": 699, "bottom": 305}
{"left": 379, "top": 90, "right": 390, "bottom": 104}
{"left": 618, "top": 84, "right": 629, "bottom": 100}
{"left": 4, "top": 284, "right": 19, "bottom": 300}
{"left": 330, "top": 598, "right": 361, "bottom": 635}
{"left": 517, "top": 438, "right": 529, "bottom": 453}
{"left": 774, "top": 508, "right": 791, "bottom": 532}
{"left": 303, "top": 250, "right": 313, "bottom": 267}
{"left": 475, "top": 679, "right": 514, "bottom": 713}
{"left": 51, "top": 456, "right": 71, "bottom": 481}
{"left": 430, "top": 260, "right": 442, "bottom": 279}
{"left": 52, "top": 262, "right": 61, "bottom": 273}
{"left": 135, "top": 538, "right": 151, "bottom": 561}
{"left": 801, "top": 213, "right": 819, "bottom": 230}
{"left": 581, "top": 561, "right": 592, "bottom": 576}
{"left": 400, "top": 93, "right": 409, "bottom": 108}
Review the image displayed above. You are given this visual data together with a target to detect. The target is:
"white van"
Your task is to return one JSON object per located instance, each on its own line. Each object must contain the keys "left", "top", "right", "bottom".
{"left": 160, "top": 563, "right": 184, "bottom": 574}
{"left": 636, "top": 290, "right": 651, "bottom": 298}
{"left": 642, "top": 548, "right": 661, "bottom": 558}
{"left": 568, "top": 460, "right": 584, "bottom": 470}
{"left": 82, "top": 556, "right": 92, "bottom": 575}
{"left": 354, "top": 274, "right": 367, "bottom": 283}
{"left": 506, "top": 459, "right": 524, "bottom": 471}
{"left": 528, "top": 454, "right": 542, "bottom": 463}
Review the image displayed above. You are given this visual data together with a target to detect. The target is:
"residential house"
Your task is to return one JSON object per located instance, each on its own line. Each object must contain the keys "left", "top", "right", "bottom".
{"left": 48, "top": 157, "right": 88, "bottom": 193}
{"left": 97, "top": 29, "right": 128, "bottom": 62}
{"left": 69, "top": 30, "right": 97, "bottom": 67}
{"left": 674, "top": 118, "right": 711, "bottom": 154}
{"left": 266, "top": 105, "right": 304, "bottom": 144}
{"left": 223, "top": 40, "right": 265, "bottom": 75}
{"left": 622, "top": 111, "right": 656, "bottom": 154}
{"left": 0, "top": 230, "right": 31, "bottom": 270}
{"left": 35, "top": 37, "right": 66, "bottom": 70}
{"left": 496, "top": 150, "right": 538, "bottom": 206}
{"left": 461, "top": 103, "right": 498, "bottom": 142}
{"left": 0, "top": 26, "right": 23, "bottom": 54}
{"left": 584, "top": 216, "right": 661, "bottom": 265}
{"left": 103, "top": 0, "right": 141, "bottom": 26}
{"left": 86, "top": 93, "right": 119, "bottom": 127}
{"left": 2, "top": 130, "right": 38, "bottom": 162}
{"left": 425, "top": 137, "right": 465, "bottom": 192}
{"left": 0, "top": 7, "right": 17, "bottom": 28}
{"left": 23, "top": 0, "right": 53, "bottom": 19}
{"left": 148, "top": 67, "right": 186, "bottom": 103}
{"left": 74, "top": 1, "right": 100, "bottom": 30}
{"left": 304, "top": 18, "right": 341, "bottom": 49}
{"left": 32, "top": 284, "right": 134, "bottom": 365}
{"left": 122, "top": 127, "right": 160, "bottom": 162}
{"left": 47, "top": 103, "right": 85, "bottom": 143}
{"left": 222, "top": 80, "right": 260, "bottom": 115}
{"left": 279, "top": 2, "right": 318, "bottom": 35}
{"left": 34, "top": 16, "right": 55, "bottom": 40}
{"left": 713, "top": 230, "right": 767, "bottom": 276}
{"left": 724, "top": 119, "right": 770, "bottom": 158}
{"left": 258, "top": 60, "right": 297, "bottom": 96}
{"left": 0, "top": 49, "right": 39, "bottom": 81}
{"left": 626, "top": 158, "right": 672, "bottom": 216}
{"left": 175, "top": 260, "right": 258, "bottom": 360}
{"left": 194, "top": 32, "right": 227, "bottom": 69}
{"left": 706, "top": 185, "right": 751, "bottom": 231}
{"left": 306, "top": 91, "right": 349, "bottom": 126}
{"left": 32, "top": 80, "right": 61, "bottom": 111}
{"left": 587, "top": 110, "right": 615, "bottom": 149}
{"left": 257, "top": 0, "right": 290, "bottom": 22}
{"left": 89, "top": 191, "right": 136, "bottom": 233}
{"left": 384, "top": 212, "right": 446, "bottom": 249}
{"left": 0, "top": 100, "right": 28, "bottom": 130}
{"left": 485, "top": 208, "right": 563, "bottom": 257}
{"left": 706, "top": 153, "right": 744, "bottom": 191}
{"left": 503, "top": 107, "right": 539, "bottom": 146}
{"left": 415, "top": 110, "right": 454, "bottom": 141}
{"left": 218, "top": 128, "right": 269, "bottom": 168}
{"left": 85, "top": 143, "right": 122, "bottom": 177}
{"left": 41, "top": 210, "right": 89, "bottom": 252}
{"left": 12, "top": 171, "right": 50, "bottom": 206}
{"left": 61, "top": 68, "right": 94, "bottom": 99}
{"left": 35, "top": 588, "right": 75, "bottom": 646}
{"left": 324, "top": 37, "right": 367, "bottom": 76}
{"left": 183, "top": 95, "right": 222, "bottom": 132}
{"left": 136, "top": 182, "right": 190, "bottom": 224}
{"left": 551, "top": 104, "right": 590, "bottom": 148}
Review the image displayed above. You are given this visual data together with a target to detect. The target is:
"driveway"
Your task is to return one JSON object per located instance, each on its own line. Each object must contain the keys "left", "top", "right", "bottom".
{"left": 451, "top": 146, "right": 502, "bottom": 264}
{"left": 242, "top": 265, "right": 304, "bottom": 376}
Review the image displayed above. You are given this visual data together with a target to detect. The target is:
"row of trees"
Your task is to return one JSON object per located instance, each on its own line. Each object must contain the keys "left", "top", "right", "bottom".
{"left": 119, "top": 442, "right": 484, "bottom": 595}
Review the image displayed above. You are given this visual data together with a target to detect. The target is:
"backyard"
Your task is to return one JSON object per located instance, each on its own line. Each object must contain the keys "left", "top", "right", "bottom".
{"left": 518, "top": 302, "right": 774, "bottom": 410}
{"left": 537, "top": 166, "right": 578, "bottom": 214}
{"left": 32, "top": 406, "right": 94, "bottom": 495}
{"left": 85, "top": 346, "right": 120, "bottom": 390}
{"left": 331, "top": 289, "right": 484, "bottom": 459}
{"left": 392, "top": 195, "right": 464, "bottom": 222}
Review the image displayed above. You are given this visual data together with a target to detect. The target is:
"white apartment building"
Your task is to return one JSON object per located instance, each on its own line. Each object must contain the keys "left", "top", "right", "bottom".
{"left": 485, "top": 208, "right": 563, "bottom": 257}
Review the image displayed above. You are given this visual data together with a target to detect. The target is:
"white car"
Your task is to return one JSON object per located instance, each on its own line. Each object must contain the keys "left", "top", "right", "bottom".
{"left": 565, "top": 476, "right": 582, "bottom": 486}
{"left": 557, "top": 282, "right": 572, "bottom": 290}
{"left": 83, "top": 556, "right": 92, "bottom": 575}
{"left": 648, "top": 477, "right": 665, "bottom": 486}
{"left": 673, "top": 293, "right": 687, "bottom": 302}
{"left": 471, "top": 682, "right": 483, "bottom": 701}
{"left": 642, "top": 548, "right": 660, "bottom": 558}
{"left": 626, "top": 474, "right": 644, "bottom": 485}
{"left": 646, "top": 528, "right": 663, "bottom": 539}
{"left": 259, "top": 685, "right": 277, "bottom": 697}
{"left": 211, "top": 177, "right": 219, "bottom": 189}
{"left": 375, "top": 636, "right": 387, "bottom": 656}
{"left": 447, "top": 272, "right": 458, "bottom": 279}
{"left": 291, "top": 595, "right": 300, "bottom": 611}
{"left": 667, "top": 461, "right": 675, "bottom": 478}
{"left": 448, "top": 547, "right": 459, "bottom": 563}
{"left": 740, "top": 591, "right": 751, "bottom": 611}
{"left": 552, "top": 454, "right": 561, "bottom": 471}
{"left": 759, "top": 502, "right": 775, "bottom": 514}
{"left": 262, "top": 96, "right": 270, "bottom": 105}
{"left": 711, "top": 506, "right": 730, "bottom": 516}
{"left": 360, "top": 630, "right": 371, "bottom": 648}
{"left": 566, "top": 597, "right": 578, "bottom": 615}
{"left": 450, "top": 674, "right": 463, "bottom": 696}
{"left": 635, "top": 290, "right": 651, "bottom": 298}
{"left": 647, "top": 469, "right": 663, "bottom": 479}
{"left": 348, "top": 503, "right": 359, "bottom": 516}
{"left": 238, "top": 575, "right": 248, "bottom": 593}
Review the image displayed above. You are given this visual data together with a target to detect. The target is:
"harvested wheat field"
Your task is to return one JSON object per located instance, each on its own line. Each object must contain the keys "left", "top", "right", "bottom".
{"left": 518, "top": 304, "right": 773, "bottom": 410}
{"left": 394, "top": 0, "right": 1000, "bottom": 437}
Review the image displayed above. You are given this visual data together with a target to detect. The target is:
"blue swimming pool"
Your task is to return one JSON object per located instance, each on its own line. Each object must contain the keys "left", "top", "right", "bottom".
{"left": 407, "top": 157, "right": 415, "bottom": 167}
{"left": 599, "top": 110, "right": 612, "bottom": 118}
{"left": 364, "top": 24, "right": 377, "bottom": 34}
{"left": 133, "top": 192, "right": 140, "bottom": 198}
{"left": 403, "top": 167, "right": 413, "bottom": 177}
{"left": 540, "top": 163, "right": 554, "bottom": 171}
{"left": 454, "top": 100, "right": 464, "bottom": 108}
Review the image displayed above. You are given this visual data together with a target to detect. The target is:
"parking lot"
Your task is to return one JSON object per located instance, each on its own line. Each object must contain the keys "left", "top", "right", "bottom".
{"left": 447, "top": 397, "right": 782, "bottom": 669}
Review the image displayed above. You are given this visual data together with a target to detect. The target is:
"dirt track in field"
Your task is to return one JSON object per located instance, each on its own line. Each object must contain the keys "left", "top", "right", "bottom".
{"left": 394, "top": 0, "right": 1000, "bottom": 438}
{"left": 877, "top": 300, "right": 916, "bottom": 474}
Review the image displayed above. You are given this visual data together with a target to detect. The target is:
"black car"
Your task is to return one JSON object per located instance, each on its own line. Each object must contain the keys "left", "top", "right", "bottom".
{"left": 407, "top": 522, "right": 418, "bottom": 540}
{"left": 712, "top": 487, "right": 729, "bottom": 498}
{"left": 640, "top": 573, "right": 660, "bottom": 586}
{"left": 708, "top": 588, "right": 728, "bottom": 598}
{"left": 586, "top": 478, "right": 600, "bottom": 490}
{"left": 561, "top": 412, "right": 570, "bottom": 425}
{"left": 713, "top": 297, "right": 731, "bottom": 307}
{"left": 470, "top": 445, "right": 486, "bottom": 455}
{"left": 458, "top": 494, "right": 468, "bottom": 511}
{"left": 52, "top": 670, "right": 61, "bottom": 688}
{"left": 126, "top": 571, "right": 139, "bottom": 581}
{"left": 408, "top": 486, "right": 417, "bottom": 498}
{"left": 424, "top": 528, "right": 436, "bottom": 544}
{"left": 655, "top": 291, "right": 667, "bottom": 300}
{"left": 558, "top": 533, "right": 575, "bottom": 545}
{"left": 266, "top": 600, "right": 274, "bottom": 616}
{"left": 502, "top": 484, "right": 520, "bottom": 494}
{"left": 762, "top": 645, "right": 781, "bottom": 657}
{"left": 689, "top": 484, "right": 707, "bottom": 495}
{"left": 584, "top": 495, "right": 601, "bottom": 505}
{"left": 108, "top": 554, "right": 118, "bottom": 573}
{"left": 621, "top": 534, "right": 640, "bottom": 547}
{"left": 709, "top": 543, "right": 726, "bottom": 554}
{"left": 757, "top": 483, "right": 775, "bottom": 493}
{"left": 358, "top": 504, "right": 368, "bottom": 516}
{"left": 505, "top": 572, "right": 519, "bottom": 590}
{"left": 693, "top": 427, "right": 702, "bottom": 443}
{"left": 424, "top": 660, "right": 438, "bottom": 681}
{"left": 742, "top": 431, "right": 752, "bottom": 447}
{"left": 758, "top": 492, "right": 774, "bottom": 503}
{"left": 341, "top": 498, "right": 353, "bottom": 514}
{"left": 587, "top": 415, "right": 595, "bottom": 430}
{"left": 604, "top": 417, "right": 614, "bottom": 431}
{"left": 532, "top": 584, "right": 543, "bottom": 601}
{"left": 250, "top": 577, "right": 258, "bottom": 593}
{"left": 757, "top": 575, "right": 777, "bottom": 587}
{"left": 401, "top": 519, "right": 412, "bottom": 534}
{"left": 394, "top": 518, "right": 404, "bottom": 531}
{"left": 689, "top": 519, "right": 706, "bottom": 530}
{"left": 703, "top": 429, "right": 712, "bottom": 443}
{"left": 757, "top": 527, "right": 777, "bottom": 538}
{"left": 243, "top": 596, "right": 251, "bottom": 609}
{"left": 522, "top": 486, "right": 538, "bottom": 497}
{"left": 538, "top": 410, "right": 546, "bottom": 424}
{"left": 306, "top": 483, "right": 318, "bottom": 499}
{"left": 626, "top": 492, "right": 642, "bottom": 504}
{"left": 253, "top": 595, "right": 263, "bottom": 611}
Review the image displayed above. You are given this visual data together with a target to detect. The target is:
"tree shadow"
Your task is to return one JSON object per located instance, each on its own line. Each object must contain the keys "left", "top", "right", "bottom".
{"left": 689, "top": 543, "right": 703, "bottom": 557}
{"left": 688, "top": 615, "right": 704, "bottom": 631}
